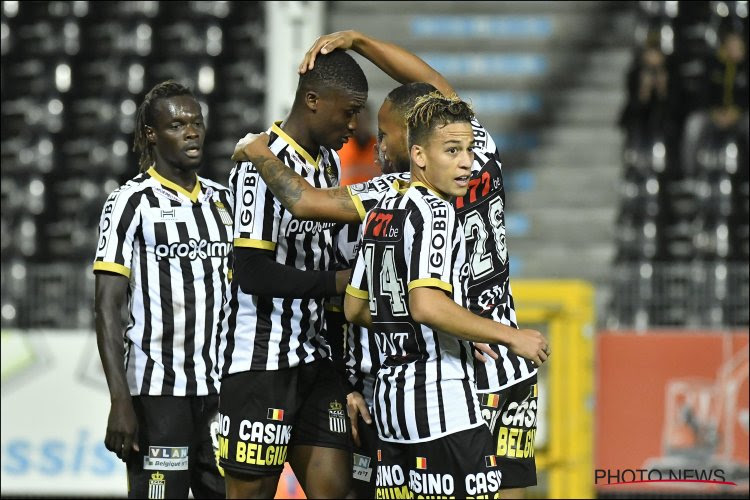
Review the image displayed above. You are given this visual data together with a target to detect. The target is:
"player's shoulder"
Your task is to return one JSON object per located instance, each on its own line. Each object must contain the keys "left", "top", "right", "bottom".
{"left": 407, "top": 184, "right": 455, "bottom": 221}
{"left": 469, "top": 118, "right": 501, "bottom": 162}
{"left": 350, "top": 172, "right": 410, "bottom": 195}
{"left": 105, "top": 172, "right": 153, "bottom": 200}
{"left": 199, "top": 176, "right": 231, "bottom": 194}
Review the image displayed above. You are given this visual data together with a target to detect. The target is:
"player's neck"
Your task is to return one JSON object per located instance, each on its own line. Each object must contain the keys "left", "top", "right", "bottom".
{"left": 279, "top": 115, "right": 320, "bottom": 158}
{"left": 153, "top": 161, "right": 198, "bottom": 192}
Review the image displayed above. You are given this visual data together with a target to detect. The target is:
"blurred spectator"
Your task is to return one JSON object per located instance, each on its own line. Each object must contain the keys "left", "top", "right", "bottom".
{"left": 619, "top": 33, "right": 683, "bottom": 166}
{"left": 337, "top": 104, "right": 379, "bottom": 185}
{"left": 682, "top": 27, "right": 748, "bottom": 177}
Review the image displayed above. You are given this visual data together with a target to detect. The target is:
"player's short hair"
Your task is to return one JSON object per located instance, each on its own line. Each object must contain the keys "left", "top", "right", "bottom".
{"left": 385, "top": 82, "right": 438, "bottom": 120}
{"left": 133, "top": 80, "right": 196, "bottom": 172}
{"left": 406, "top": 91, "right": 474, "bottom": 150}
{"left": 297, "top": 49, "right": 368, "bottom": 97}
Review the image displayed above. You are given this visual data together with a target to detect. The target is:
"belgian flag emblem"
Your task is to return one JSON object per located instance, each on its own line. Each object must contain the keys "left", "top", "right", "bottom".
{"left": 416, "top": 457, "right": 427, "bottom": 469}
{"left": 267, "top": 408, "right": 285, "bottom": 421}
{"left": 484, "top": 393, "right": 500, "bottom": 408}
{"left": 485, "top": 455, "right": 498, "bottom": 467}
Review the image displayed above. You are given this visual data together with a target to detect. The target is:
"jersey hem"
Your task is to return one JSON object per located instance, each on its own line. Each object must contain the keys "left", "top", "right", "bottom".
{"left": 407, "top": 278, "right": 452, "bottom": 293}
{"left": 93, "top": 261, "right": 131, "bottom": 278}
{"left": 346, "top": 284, "right": 369, "bottom": 299}
{"left": 475, "top": 369, "right": 538, "bottom": 393}
{"left": 234, "top": 238, "right": 276, "bottom": 251}
{"left": 377, "top": 421, "right": 485, "bottom": 444}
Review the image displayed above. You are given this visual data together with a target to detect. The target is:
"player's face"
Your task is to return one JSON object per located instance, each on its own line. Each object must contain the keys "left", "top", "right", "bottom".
{"left": 411, "top": 121, "right": 474, "bottom": 198}
{"left": 147, "top": 95, "right": 205, "bottom": 171}
{"left": 376, "top": 100, "right": 410, "bottom": 174}
{"left": 314, "top": 89, "right": 366, "bottom": 150}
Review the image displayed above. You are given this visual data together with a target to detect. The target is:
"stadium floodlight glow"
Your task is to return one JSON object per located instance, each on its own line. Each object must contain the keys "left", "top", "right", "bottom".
{"left": 55, "top": 64, "right": 71, "bottom": 93}
{"left": 3, "top": 1, "right": 18, "bottom": 17}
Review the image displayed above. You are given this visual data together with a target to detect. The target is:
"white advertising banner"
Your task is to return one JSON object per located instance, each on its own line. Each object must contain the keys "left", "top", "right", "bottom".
{"left": 1, "top": 330, "right": 126, "bottom": 496}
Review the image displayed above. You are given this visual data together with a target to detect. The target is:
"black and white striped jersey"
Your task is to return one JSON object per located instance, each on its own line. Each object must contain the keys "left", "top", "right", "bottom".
{"left": 347, "top": 182, "right": 483, "bottom": 443}
{"left": 327, "top": 222, "right": 382, "bottom": 409}
{"left": 347, "top": 120, "right": 536, "bottom": 393}
{"left": 93, "top": 166, "right": 233, "bottom": 396}
{"left": 219, "top": 122, "right": 340, "bottom": 375}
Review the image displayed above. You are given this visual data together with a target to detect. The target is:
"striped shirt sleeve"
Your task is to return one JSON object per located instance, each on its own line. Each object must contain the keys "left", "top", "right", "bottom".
{"left": 92, "top": 188, "right": 140, "bottom": 278}
{"left": 346, "top": 172, "right": 410, "bottom": 222}
{"left": 345, "top": 228, "right": 369, "bottom": 300}
{"left": 231, "top": 161, "right": 278, "bottom": 251}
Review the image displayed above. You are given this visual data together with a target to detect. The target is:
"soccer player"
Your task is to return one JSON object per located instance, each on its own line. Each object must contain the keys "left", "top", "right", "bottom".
{"left": 93, "top": 81, "right": 230, "bottom": 498}
{"left": 216, "top": 50, "right": 368, "bottom": 498}
{"left": 233, "top": 30, "right": 550, "bottom": 497}
{"left": 345, "top": 91, "right": 525, "bottom": 498}
{"left": 322, "top": 85, "right": 429, "bottom": 499}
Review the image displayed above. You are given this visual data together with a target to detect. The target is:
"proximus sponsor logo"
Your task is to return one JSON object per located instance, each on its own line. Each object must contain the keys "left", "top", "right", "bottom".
{"left": 154, "top": 239, "right": 231, "bottom": 261}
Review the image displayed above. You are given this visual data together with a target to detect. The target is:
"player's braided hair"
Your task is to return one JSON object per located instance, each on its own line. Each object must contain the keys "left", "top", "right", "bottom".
{"left": 405, "top": 91, "right": 474, "bottom": 150}
{"left": 133, "top": 80, "right": 196, "bottom": 172}
{"left": 385, "top": 82, "right": 438, "bottom": 121}
{"left": 297, "top": 49, "right": 368, "bottom": 97}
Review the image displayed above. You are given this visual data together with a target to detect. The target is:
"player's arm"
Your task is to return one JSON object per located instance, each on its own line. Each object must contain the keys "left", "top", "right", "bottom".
{"left": 299, "top": 30, "right": 456, "bottom": 97}
{"left": 410, "top": 287, "right": 549, "bottom": 366}
{"left": 234, "top": 247, "right": 351, "bottom": 298}
{"left": 343, "top": 291, "right": 372, "bottom": 329}
{"left": 231, "top": 134, "right": 361, "bottom": 223}
{"left": 94, "top": 272, "right": 139, "bottom": 461}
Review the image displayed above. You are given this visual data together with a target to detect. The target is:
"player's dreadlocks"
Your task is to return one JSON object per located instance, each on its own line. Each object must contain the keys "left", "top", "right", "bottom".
{"left": 385, "top": 82, "right": 438, "bottom": 121}
{"left": 133, "top": 80, "right": 195, "bottom": 172}
{"left": 405, "top": 91, "right": 474, "bottom": 150}
{"left": 297, "top": 49, "right": 368, "bottom": 99}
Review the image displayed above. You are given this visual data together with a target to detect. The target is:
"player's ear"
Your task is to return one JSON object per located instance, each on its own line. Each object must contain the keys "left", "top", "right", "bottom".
{"left": 305, "top": 90, "right": 320, "bottom": 112}
{"left": 145, "top": 125, "right": 156, "bottom": 144}
{"left": 411, "top": 144, "right": 426, "bottom": 170}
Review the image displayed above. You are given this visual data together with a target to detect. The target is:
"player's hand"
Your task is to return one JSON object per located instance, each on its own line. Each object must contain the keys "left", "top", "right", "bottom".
{"left": 473, "top": 343, "right": 499, "bottom": 363}
{"left": 299, "top": 30, "right": 360, "bottom": 74}
{"left": 346, "top": 391, "right": 372, "bottom": 448}
{"left": 335, "top": 269, "right": 353, "bottom": 295}
{"left": 231, "top": 131, "right": 270, "bottom": 162}
{"left": 508, "top": 328, "right": 550, "bottom": 366}
{"left": 105, "top": 398, "right": 139, "bottom": 462}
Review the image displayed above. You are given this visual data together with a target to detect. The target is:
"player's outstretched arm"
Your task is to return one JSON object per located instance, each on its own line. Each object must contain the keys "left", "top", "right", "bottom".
{"left": 231, "top": 132, "right": 361, "bottom": 223}
{"left": 410, "top": 287, "right": 550, "bottom": 366}
{"left": 299, "top": 30, "right": 456, "bottom": 97}
{"left": 94, "top": 273, "right": 140, "bottom": 462}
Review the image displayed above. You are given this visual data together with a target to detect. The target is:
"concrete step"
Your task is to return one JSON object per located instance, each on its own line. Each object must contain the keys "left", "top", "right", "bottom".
{"left": 508, "top": 164, "right": 621, "bottom": 210}
{"left": 329, "top": 11, "right": 634, "bottom": 50}
{"left": 330, "top": 1, "right": 632, "bottom": 16}
{"left": 508, "top": 241, "right": 615, "bottom": 282}
{"left": 512, "top": 206, "right": 617, "bottom": 244}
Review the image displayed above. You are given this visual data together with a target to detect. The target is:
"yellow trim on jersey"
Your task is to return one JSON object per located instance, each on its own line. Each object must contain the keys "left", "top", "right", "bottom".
{"left": 233, "top": 238, "right": 276, "bottom": 251}
{"left": 407, "top": 278, "right": 452, "bottom": 293}
{"left": 393, "top": 179, "right": 409, "bottom": 195}
{"left": 325, "top": 304, "right": 344, "bottom": 312}
{"left": 409, "top": 181, "right": 449, "bottom": 201}
{"left": 345, "top": 284, "right": 369, "bottom": 300}
{"left": 227, "top": 268, "right": 233, "bottom": 282}
{"left": 347, "top": 186, "right": 367, "bottom": 221}
{"left": 271, "top": 122, "right": 321, "bottom": 170}
{"left": 93, "top": 261, "right": 131, "bottom": 278}
{"left": 147, "top": 167, "right": 201, "bottom": 203}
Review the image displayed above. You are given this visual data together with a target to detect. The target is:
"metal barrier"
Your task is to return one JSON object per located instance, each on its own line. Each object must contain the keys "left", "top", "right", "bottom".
{"left": 607, "top": 262, "right": 750, "bottom": 330}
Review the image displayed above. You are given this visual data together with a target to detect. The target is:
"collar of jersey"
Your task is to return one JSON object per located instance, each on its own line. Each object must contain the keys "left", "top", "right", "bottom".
{"left": 271, "top": 121, "right": 321, "bottom": 170}
{"left": 394, "top": 180, "right": 449, "bottom": 201}
{"left": 147, "top": 166, "right": 201, "bottom": 203}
